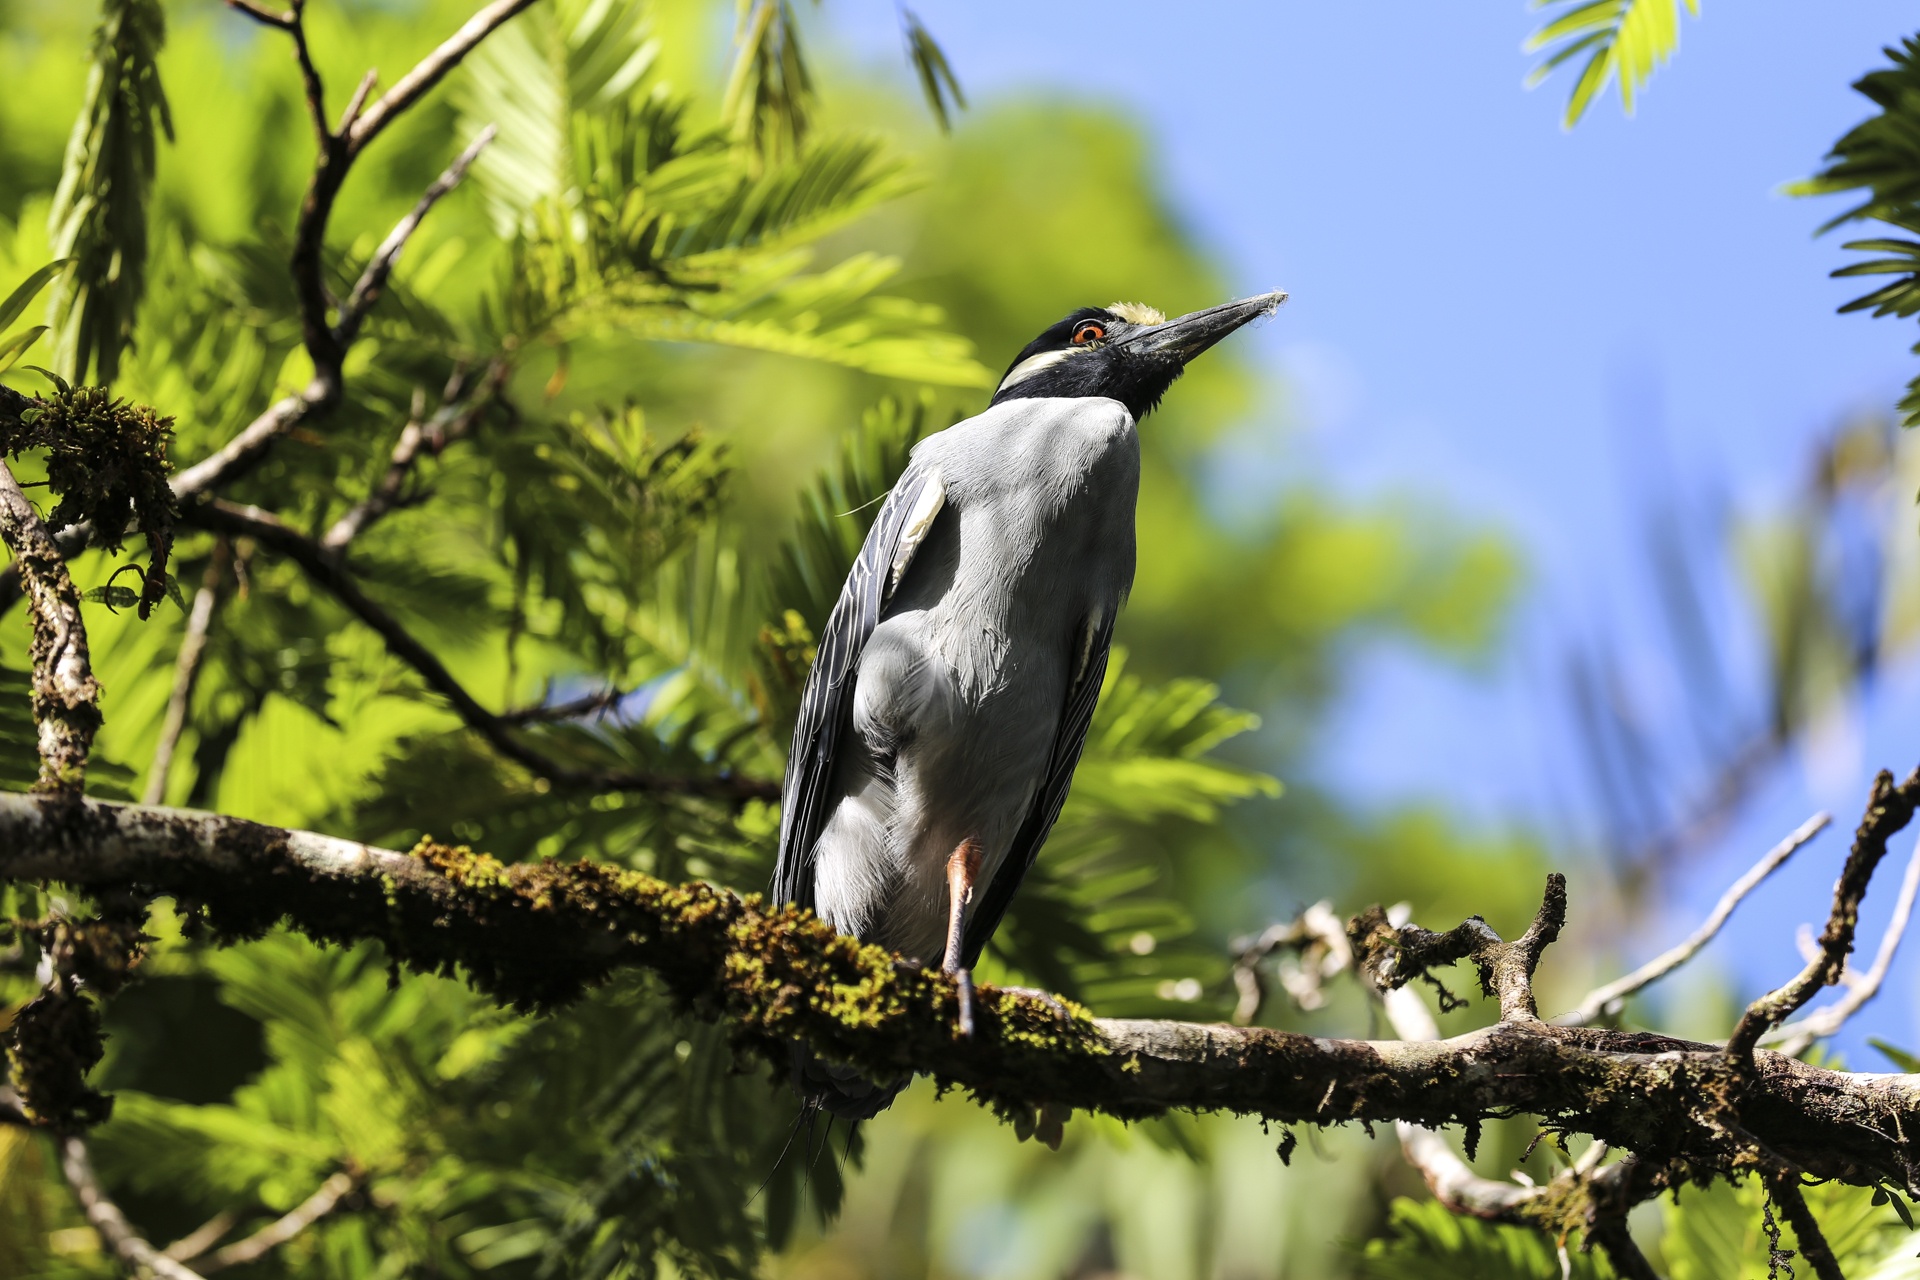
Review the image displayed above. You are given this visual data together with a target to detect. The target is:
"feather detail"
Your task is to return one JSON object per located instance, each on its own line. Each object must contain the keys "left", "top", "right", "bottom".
{"left": 888, "top": 468, "right": 946, "bottom": 596}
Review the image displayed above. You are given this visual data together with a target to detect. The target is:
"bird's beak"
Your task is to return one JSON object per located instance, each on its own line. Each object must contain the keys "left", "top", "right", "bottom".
{"left": 1118, "top": 290, "right": 1287, "bottom": 364}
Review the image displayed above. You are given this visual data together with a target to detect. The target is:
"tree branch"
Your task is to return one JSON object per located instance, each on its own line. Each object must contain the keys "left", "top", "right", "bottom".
{"left": 182, "top": 500, "right": 775, "bottom": 801}
{"left": 344, "top": 0, "right": 537, "bottom": 157}
{"left": 1764, "top": 831, "right": 1920, "bottom": 1057}
{"left": 1561, "top": 812, "right": 1830, "bottom": 1028}
{"left": 143, "top": 546, "right": 227, "bottom": 805}
{"left": 192, "top": 1171, "right": 357, "bottom": 1273}
{"left": 321, "top": 360, "right": 504, "bottom": 551}
{"left": 7, "top": 791, "right": 1920, "bottom": 1194}
{"left": 1351, "top": 874, "right": 1566, "bottom": 1022}
{"left": 0, "top": 459, "right": 98, "bottom": 791}
{"left": 332, "top": 126, "right": 495, "bottom": 351}
{"left": 1728, "top": 768, "right": 1920, "bottom": 1062}
{"left": 60, "top": 1136, "right": 208, "bottom": 1280}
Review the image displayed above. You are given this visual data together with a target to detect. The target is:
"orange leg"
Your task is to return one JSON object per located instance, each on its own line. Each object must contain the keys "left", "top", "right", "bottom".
{"left": 944, "top": 838, "right": 983, "bottom": 1037}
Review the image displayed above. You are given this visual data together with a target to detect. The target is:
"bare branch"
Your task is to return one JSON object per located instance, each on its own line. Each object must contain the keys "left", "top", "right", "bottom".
{"left": 0, "top": 459, "right": 99, "bottom": 790}
{"left": 336, "top": 68, "right": 378, "bottom": 135}
{"left": 60, "top": 1136, "right": 208, "bottom": 1280}
{"left": 1765, "top": 831, "right": 1920, "bottom": 1056}
{"left": 345, "top": 0, "right": 538, "bottom": 156}
{"left": 284, "top": 0, "right": 329, "bottom": 147}
{"left": 193, "top": 1171, "right": 357, "bottom": 1273}
{"left": 1729, "top": 768, "right": 1920, "bottom": 1062}
{"left": 1351, "top": 874, "right": 1566, "bottom": 1023}
{"left": 333, "top": 126, "right": 495, "bottom": 350}
{"left": 184, "top": 500, "right": 775, "bottom": 801}
{"left": 322, "top": 361, "right": 505, "bottom": 552}
{"left": 143, "top": 546, "right": 227, "bottom": 805}
{"left": 162, "top": 1212, "right": 237, "bottom": 1265}
{"left": 1229, "top": 900, "right": 1353, "bottom": 1024}
{"left": 497, "top": 685, "right": 627, "bottom": 726}
{"left": 1561, "top": 812, "right": 1831, "bottom": 1028}
{"left": 1499, "top": 873, "right": 1567, "bottom": 1022}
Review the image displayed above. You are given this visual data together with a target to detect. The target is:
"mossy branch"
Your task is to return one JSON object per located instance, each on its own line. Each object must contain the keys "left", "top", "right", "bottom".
{"left": 5, "top": 791, "right": 1920, "bottom": 1199}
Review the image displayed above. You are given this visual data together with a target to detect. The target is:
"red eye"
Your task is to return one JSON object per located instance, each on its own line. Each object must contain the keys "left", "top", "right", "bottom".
{"left": 1072, "top": 322, "right": 1106, "bottom": 344}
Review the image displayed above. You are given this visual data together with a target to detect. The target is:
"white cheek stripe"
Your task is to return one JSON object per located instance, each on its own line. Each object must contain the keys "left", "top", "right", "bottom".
{"left": 889, "top": 468, "right": 947, "bottom": 596}
{"left": 996, "top": 348, "right": 1074, "bottom": 393}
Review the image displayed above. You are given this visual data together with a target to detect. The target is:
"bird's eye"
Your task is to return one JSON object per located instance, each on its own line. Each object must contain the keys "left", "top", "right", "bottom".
{"left": 1072, "top": 322, "right": 1106, "bottom": 345}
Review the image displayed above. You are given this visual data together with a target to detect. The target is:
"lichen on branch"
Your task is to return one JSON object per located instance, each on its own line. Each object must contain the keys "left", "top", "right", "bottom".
{"left": 5, "top": 790, "right": 1920, "bottom": 1204}
{"left": 1, "top": 380, "right": 176, "bottom": 618}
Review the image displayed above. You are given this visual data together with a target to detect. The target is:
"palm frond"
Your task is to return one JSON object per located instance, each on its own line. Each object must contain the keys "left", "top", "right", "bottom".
{"left": 1790, "top": 37, "right": 1920, "bottom": 424}
{"left": 1524, "top": 0, "right": 1697, "bottom": 128}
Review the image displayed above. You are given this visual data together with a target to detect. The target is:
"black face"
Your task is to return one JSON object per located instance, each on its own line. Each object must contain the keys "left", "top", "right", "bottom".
{"left": 988, "top": 292, "right": 1287, "bottom": 422}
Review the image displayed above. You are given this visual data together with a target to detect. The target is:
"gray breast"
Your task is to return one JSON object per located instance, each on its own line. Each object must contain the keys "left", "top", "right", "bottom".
{"left": 808, "top": 396, "right": 1139, "bottom": 961}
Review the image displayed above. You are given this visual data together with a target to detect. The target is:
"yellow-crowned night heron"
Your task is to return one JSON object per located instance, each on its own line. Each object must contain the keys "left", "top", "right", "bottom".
{"left": 775, "top": 292, "right": 1286, "bottom": 1117}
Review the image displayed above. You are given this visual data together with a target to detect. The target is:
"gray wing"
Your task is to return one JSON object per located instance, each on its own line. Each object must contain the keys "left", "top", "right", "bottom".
{"left": 960, "top": 608, "right": 1116, "bottom": 966}
{"left": 772, "top": 463, "right": 942, "bottom": 909}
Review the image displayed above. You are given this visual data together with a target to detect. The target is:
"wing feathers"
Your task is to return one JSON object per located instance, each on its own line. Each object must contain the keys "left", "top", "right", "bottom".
{"left": 773, "top": 464, "right": 937, "bottom": 908}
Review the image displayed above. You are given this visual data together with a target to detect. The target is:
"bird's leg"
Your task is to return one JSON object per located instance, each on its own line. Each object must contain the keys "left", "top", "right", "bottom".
{"left": 943, "top": 837, "right": 982, "bottom": 1038}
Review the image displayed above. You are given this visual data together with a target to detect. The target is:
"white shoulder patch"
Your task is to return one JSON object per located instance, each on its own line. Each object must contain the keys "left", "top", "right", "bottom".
{"left": 888, "top": 468, "right": 946, "bottom": 596}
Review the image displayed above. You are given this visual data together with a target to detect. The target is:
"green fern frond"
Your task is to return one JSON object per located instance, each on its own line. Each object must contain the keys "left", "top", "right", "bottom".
{"left": 721, "top": 0, "right": 815, "bottom": 161}
{"left": 1525, "top": 0, "right": 1698, "bottom": 128}
{"left": 47, "top": 0, "right": 171, "bottom": 386}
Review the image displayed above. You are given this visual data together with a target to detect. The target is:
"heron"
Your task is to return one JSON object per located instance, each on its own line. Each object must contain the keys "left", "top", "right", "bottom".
{"left": 774, "top": 291, "right": 1286, "bottom": 1117}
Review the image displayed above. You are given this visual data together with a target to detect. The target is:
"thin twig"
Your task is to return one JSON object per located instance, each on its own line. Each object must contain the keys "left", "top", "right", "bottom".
{"left": 60, "top": 1137, "right": 209, "bottom": 1280}
{"left": 185, "top": 500, "right": 776, "bottom": 801}
{"left": 0, "top": 459, "right": 99, "bottom": 790}
{"left": 333, "top": 125, "right": 495, "bottom": 349}
{"left": 1729, "top": 769, "right": 1920, "bottom": 1062}
{"left": 1561, "top": 812, "right": 1831, "bottom": 1028}
{"left": 193, "top": 1171, "right": 357, "bottom": 1273}
{"left": 345, "top": 0, "right": 537, "bottom": 157}
{"left": 1229, "top": 900, "right": 1354, "bottom": 1024}
{"left": 162, "top": 1212, "right": 237, "bottom": 1265}
{"left": 221, "top": 0, "right": 292, "bottom": 29}
{"left": 322, "top": 361, "right": 501, "bottom": 550}
{"left": 285, "top": 0, "right": 329, "bottom": 147}
{"left": 496, "top": 685, "right": 627, "bottom": 726}
{"left": 143, "top": 546, "right": 228, "bottom": 805}
{"left": 336, "top": 68, "right": 379, "bottom": 135}
{"left": 1765, "top": 831, "right": 1920, "bottom": 1056}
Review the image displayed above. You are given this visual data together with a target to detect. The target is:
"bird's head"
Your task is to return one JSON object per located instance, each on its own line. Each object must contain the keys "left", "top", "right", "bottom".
{"left": 989, "top": 290, "right": 1287, "bottom": 420}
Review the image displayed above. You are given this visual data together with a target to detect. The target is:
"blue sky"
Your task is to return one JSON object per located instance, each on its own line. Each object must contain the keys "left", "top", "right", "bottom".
{"left": 825, "top": 4, "right": 1920, "bottom": 1057}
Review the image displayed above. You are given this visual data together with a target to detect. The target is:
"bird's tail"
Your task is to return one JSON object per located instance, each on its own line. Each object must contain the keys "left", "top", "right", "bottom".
{"left": 788, "top": 1043, "right": 907, "bottom": 1120}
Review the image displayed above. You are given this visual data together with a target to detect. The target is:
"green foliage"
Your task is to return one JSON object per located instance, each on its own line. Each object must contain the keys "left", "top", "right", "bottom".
{"left": 46, "top": 0, "right": 170, "bottom": 386}
{"left": 1791, "top": 35, "right": 1920, "bottom": 425}
{"left": 0, "top": 3, "right": 1537, "bottom": 1278}
{"left": 1661, "top": 1175, "right": 1906, "bottom": 1280}
{"left": 1526, "top": 0, "right": 1698, "bottom": 128}
{"left": 0, "top": 258, "right": 62, "bottom": 374}
{"left": 1358, "top": 1196, "right": 1612, "bottom": 1279}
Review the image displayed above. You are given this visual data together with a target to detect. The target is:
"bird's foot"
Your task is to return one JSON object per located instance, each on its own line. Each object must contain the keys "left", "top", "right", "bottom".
{"left": 997, "top": 985, "right": 1074, "bottom": 1024}
{"left": 950, "top": 966, "right": 976, "bottom": 1039}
